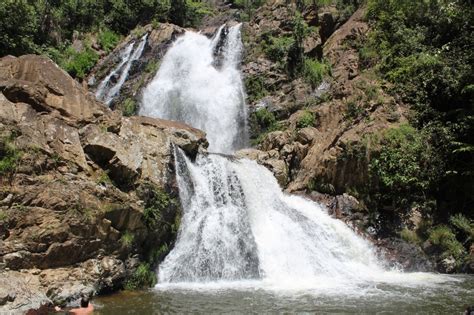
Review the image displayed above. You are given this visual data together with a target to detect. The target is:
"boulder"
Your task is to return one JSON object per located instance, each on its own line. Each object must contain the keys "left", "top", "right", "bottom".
{"left": 0, "top": 55, "right": 105, "bottom": 123}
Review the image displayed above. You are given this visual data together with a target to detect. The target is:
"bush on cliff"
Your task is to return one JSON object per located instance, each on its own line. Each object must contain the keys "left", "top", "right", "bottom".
{"left": 362, "top": 0, "right": 473, "bottom": 232}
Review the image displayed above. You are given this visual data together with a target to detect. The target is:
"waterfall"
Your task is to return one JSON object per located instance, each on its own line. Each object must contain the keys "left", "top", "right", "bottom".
{"left": 140, "top": 24, "right": 247, "bottom": 153}
{"left": 139, "top": 25, "right": 447, "bottom": 290}
{"left": 96, "top": 33, "right": 148, "bottom": 106}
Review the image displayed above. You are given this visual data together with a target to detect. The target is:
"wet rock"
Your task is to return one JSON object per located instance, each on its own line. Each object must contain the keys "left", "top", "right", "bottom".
{"left": 376, "top": 238, "right": 435, "bottom": 272}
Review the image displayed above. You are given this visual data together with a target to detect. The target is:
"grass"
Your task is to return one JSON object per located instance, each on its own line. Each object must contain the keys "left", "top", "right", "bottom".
{"left": 124, "top": 263, "right": 157, "bottom": 290}
{"left": 429, "top": 225, "right": 465, "bottom": 260}
{"left": 399, "top": 228, "right": 422, "bottom": 245}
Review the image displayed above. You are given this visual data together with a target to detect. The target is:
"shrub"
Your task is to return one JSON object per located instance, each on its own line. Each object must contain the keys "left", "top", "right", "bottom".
{"left": 303, "top": 58, "right": 331, "bottom": 88}
{"left": 429, "top": 225, "right": 465, "bottom": 261}
{"left": 254, "top": 108, "right": 276, "bottom": 129}
{"left": 0, "top": 137, "right": 21, "bottom": 176}
{"left": 263, "top": 36, "right": 294, "bottom": 63}
{"left": 120, "top": 231, "right": 134, "bottom": 247}
{"left": 122, "top": 98, "right": 137, "bottom": 117}
{"left": 62, "top": 46, "right": 99, "bottom": 79}
{"left": 296, "top": 110, "right": 316, "bottom": 128}
{"left": 244, "top": 75, "right": 267, "bottom": 103}
{"left": 142, "top": 185, "right": 175, "bottom": 228}
{"left": 450, "top": 214, "right": 474, "bottom": 244}
{"left": 98, "top": 28, "right": 120, "bottom": 53}
{"left": 124, "top": 263, "right": 157, "bottom": 290}
{"left": 344, "top": 101, "right": 365, "bottom": 121}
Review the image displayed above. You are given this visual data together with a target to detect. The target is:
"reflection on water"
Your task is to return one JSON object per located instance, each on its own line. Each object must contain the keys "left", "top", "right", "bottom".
{"left": 94, "top": 275, "right": 474, "bottom": 314}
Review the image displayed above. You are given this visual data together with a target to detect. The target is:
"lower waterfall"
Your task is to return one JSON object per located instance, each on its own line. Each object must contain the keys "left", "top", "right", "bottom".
{"left": 158, "top": 150, "right": 385, "bottom": 285}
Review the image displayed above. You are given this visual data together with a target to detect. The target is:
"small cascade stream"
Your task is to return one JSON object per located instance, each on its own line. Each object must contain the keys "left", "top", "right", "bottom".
{"left": 95, "top": 33, "right": 148, "bottom": 105}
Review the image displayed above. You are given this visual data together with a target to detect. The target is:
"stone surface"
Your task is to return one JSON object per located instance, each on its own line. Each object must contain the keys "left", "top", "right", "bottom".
{"left": 0, "top": 54, "right": 207, "bottom": 313}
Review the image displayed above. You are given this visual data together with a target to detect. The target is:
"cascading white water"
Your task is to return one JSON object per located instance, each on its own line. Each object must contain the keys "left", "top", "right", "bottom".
{"left": 159, "top": 149, "right": 387, "bottom": 285}
{"left": 96, "top": 33, "right": 148, "bottom": 105}
{"left": 140, "top": 24, "right": 247, "bottom": 153}
{"left": 140, "top": 24, "right": 451, "bottom": 291}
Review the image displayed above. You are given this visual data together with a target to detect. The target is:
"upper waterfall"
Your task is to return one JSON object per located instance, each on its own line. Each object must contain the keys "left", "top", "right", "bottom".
{"left": 140, "top": 24, "right": 247, "bottom": 154}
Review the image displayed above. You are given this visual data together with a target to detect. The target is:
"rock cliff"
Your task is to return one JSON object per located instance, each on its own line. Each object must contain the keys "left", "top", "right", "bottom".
{"left": 0, "top": 55, "right": 207, "bottom": 312}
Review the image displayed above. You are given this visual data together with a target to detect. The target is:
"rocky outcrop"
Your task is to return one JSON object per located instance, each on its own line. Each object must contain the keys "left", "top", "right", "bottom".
{"left": 0, "top": 55, "right": 207, "bottom": 312}
{"left": 242, "top": 4, "right": 407, "bottom": 195}
{"left": 0, "top": 55, "right": 106, "bottom": 123}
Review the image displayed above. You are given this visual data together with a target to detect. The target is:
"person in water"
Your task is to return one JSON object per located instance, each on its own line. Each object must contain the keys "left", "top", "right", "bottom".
{"left": 68, "top": 296, "right": 94, "bottom": 315}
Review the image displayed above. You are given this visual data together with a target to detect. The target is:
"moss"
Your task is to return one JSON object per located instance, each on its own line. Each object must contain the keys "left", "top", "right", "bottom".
{"left": 0, "top": 210, "right": 7, "bottom": 222}
{"left": 96, "top": 170, "right": 112, "bottom": 186}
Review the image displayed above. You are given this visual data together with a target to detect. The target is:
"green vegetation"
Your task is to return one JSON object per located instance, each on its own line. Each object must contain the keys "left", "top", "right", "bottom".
{"left": 399, "top": 228, "right": 422, "bottom": 245}
{"left": 302, "top": 58, "right": 331, "bottom": 88}
{"left": 296, "top": 110, "right": 316, "bottom": 128}
{"left": 362, "top": 0, "right": 473, "bottom": 234}
{"left": 0, "top": 136, "right": 21, "bottom": 176}
{"left": 244, "top": 75, "right": 268, "bottom": 103}
{"left": 308, "top": 176, "right": 336, "bottom": 195}
{"left": 0, "top": 0, "right": 214, "bottom": 78}
{"left": 121, "top": 231, "right": 134, "bottom": 247}
{"left": 98, "top": 28, "right": 120, "bottom": 54}
{"left": 124, "top": 263, "right": 157, "bottom": 290}
{"left": 429, "top": 225, "right": 465, "bottom": 263}
{"left": 61, "top": 46, "right": 99, "bottom": 79}
{"left": 263, "top": 35, "right": 294, "bottom": 63}
{"left": 254, "top": 108, "right": 276, "bottom": 129}
{"left": 0, "top": 210, "right": 7, "bottom": 222}
{"left": 96, "top": 170, "right": 112, "bottom": 186}
{"left": 368, "top": 124, "right": 436, "bottom": 222}
{"left": 122, "top": 98, "right": 137, "bottom": 117}
{"left": 230, "top": 0, "right": 265, "bottom": 21}
{"left": 250, "top": 108, "right": 284, "bottom": 146}
{"left": 141, "top": 184, "right": 176, "bottom": 228}
{"left": 344, "top": 100, "right": 365, "bottom": 121}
